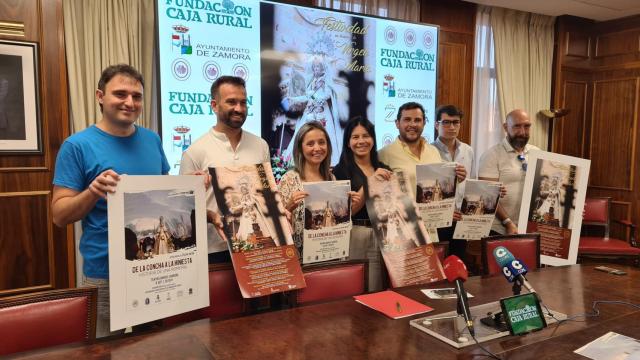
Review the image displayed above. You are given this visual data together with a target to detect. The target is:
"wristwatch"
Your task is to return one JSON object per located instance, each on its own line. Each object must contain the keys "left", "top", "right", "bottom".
{"left": 501, "top": 218, "right": 513, "bottom": 226}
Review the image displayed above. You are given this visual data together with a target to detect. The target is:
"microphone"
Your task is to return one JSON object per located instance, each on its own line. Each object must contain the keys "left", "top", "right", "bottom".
{"left": 442, "top": 255, "right": 475, "bottom": 337}
{"left": 493, "top": 246, "right": 536, "bottom": 294}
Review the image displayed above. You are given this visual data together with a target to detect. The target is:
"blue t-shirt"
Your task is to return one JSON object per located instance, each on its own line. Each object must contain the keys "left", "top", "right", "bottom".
{"left": 53, "top": 125, "right": 170, "bottom": 279}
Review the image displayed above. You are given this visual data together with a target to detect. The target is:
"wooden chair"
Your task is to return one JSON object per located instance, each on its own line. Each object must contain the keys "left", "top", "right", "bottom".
{"left": 0, "top": 287, "right": 97, "bottom": 356}
{"left": 293, "top": 259, "right": 368, "bottom": 306}
{"left": 481, "top": 233, "right": 541, "bottom": 276}
{"left": 579, "top": 197, "right": 640, "bottom": 266}
{"left": 163, "top": 263, "right": 247, "bottom": 326}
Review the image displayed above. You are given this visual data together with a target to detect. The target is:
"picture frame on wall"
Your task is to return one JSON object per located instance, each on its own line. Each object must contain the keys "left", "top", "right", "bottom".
{"left": 0, "top": 40, "right": 41, "bottom": 154}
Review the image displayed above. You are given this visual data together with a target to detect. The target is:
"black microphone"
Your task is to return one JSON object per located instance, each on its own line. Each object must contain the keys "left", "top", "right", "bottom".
{"left": 443, "top": 255, "right": 475, "bottom": 337}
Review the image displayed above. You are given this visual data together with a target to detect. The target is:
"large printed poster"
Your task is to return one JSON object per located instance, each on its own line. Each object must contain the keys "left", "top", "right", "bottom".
{"left": 366, "top": 172, "right": 445, "bottom": 287}
{"left": 107, "top": 175, "right": 209, "bottom": 331}
{"left": 415, "top": 162, "right": 457, "bottom": 229}
{"left": 453, "top": 179, "right": 501, "bottom": 240}
{"left": 157, "top": 1, "right": 438, "bottom": 172}
{"left": 210, "top": 163, "right": 306, "bottom": 298}
{"left": 518, "top": 150, "right": 590, "bottom": 266}
{"left": 302, "top": 180, "right": 352, "bottom": 264}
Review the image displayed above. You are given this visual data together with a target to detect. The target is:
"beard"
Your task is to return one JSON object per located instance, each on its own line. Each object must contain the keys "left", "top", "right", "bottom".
{"left": 219, "top": 110, "right": 246, "bottom": 129}
{"left": 507, "top": 134, "right": 529, "bottom": 149}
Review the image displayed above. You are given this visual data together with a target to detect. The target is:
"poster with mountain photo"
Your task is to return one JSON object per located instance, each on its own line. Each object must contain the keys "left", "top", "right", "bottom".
{"left": 453, "top": 179, "right": 502, "bottom": 240}
{"left": 302, "top": 180, "right": 351, "bottom": 264}
{"left": 107, "top": 175, "right": 208, "bottom": 331}
{"left": 416, "top": 162, "right": 457, "bottom": 228}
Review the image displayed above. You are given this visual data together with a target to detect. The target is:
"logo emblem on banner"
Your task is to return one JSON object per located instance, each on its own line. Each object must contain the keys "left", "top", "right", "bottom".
{"left": 383, "top": 133, "right": 393, "bottom": 145}
{"left": 383, "top": 74, "right": 396, "bottom": 97}
{"left": 233, "top": 63, "right": 249, "bottom": 81}
{"left": 384, "top": 26, "right": 397, "bottom": 45}
{"left": 171, "top": 25, "right": 192, "bottom": 55}
{"left": 203, "top": 61, "right": 221, "bottom": 82}
{"left": 404, "top": 29, "right": 416, "bottom": 47}
{"left": 173, "top": 125, "right": 192, "bottom": 152}
{"left": 384, "top": 104, "right": 396, "bottom": 122}
{"left": 172, "top": 59, "right": 191, "bottom": 81}
{"left": 423, "top": 31, "right": 434, "bottom": 49}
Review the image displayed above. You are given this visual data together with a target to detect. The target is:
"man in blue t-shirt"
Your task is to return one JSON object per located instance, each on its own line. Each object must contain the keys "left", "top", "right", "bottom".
{"left": 52, "top": 64, "right": 170, "bottom": 337}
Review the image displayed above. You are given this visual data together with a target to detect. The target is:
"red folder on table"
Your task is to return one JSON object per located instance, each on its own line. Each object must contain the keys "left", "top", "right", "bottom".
{"left": 354, "top": 290, "right": 434, "bottom": 319}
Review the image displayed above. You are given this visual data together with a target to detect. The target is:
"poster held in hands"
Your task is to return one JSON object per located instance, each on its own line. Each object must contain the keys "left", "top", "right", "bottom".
{"left": 107, "top": 175, "right": 209, "bottom": 331}
{"left": 453, "top": 179, "right": 501, "bottom": 240}
{"left": 518, "top": 150, "right": 590, "bottom": 266}
{"left": 415, "top": 162, "right": 457, "bottom": 228}
{"left": 210, "top": 163, "right": 306, "bottom": 298}
{"left": 302, "top": 180, "right": 352, "bottom": 264}
{"left": 366, "top": 171, "right": 445, "bottom": 287}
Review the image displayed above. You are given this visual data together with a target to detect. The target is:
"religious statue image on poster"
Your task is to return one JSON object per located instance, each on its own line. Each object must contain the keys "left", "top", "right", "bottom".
{"left": 416, "top": 162, "right": 457, "bottom": 229}
{"left": 302, "top": 180, "right": 352, "bottom": 264}
{"left": 453, "top": 179, "right": 501, "bottom": 240}
{"left": 123, "top": 190, "right": 197, "bottom": 261}
{"left": 107, "top": 175, "right": 208, "bottom": 332}
{"left": 210, "top": 163, "right": 306, "bottom": 298}
{"left": 366, "top": 171, "right": 445, "bottom": 287}
{"left": 518, "top": 150, "right": 590, "bottom": 266}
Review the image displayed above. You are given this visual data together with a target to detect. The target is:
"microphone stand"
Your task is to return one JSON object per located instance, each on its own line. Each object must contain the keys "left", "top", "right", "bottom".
{"left": 512, "top": 278, "right": 523, "bottom": 296}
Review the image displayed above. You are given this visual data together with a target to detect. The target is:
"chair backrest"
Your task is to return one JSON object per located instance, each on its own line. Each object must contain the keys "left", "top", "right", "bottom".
{"left": 0, "top": 287, "right": 97, "bottom": 356}
{"left": 583, "top": 197, "right": 611, "bottom": 238}
{"left": 163, "top": 263, "right": 245, "bottom": 326}
{"left": 296, "top": 260, "right": 368, "bottom": 305}
{"left": 481, "top": 233, "right": 541, "bottom": 276}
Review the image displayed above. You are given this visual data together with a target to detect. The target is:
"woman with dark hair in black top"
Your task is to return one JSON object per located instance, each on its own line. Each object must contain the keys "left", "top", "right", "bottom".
{"left": 333, "top": 116, "right": 391, "bottom": 291}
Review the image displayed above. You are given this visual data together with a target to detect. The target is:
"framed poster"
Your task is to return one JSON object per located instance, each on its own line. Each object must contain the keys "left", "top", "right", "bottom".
{"left": 0, "top": 40, "right": 41, "bottom": 153}
{"left": 107, "top": 175, "right": 209, "bottom": 331}
{"left": 518, "top": 150, "right": 590, "bottom": 266}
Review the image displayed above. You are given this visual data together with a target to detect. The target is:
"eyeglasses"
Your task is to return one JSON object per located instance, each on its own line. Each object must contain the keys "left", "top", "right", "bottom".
{"left": 517, "top": 154, "right": 527, "bottom": 171}
{"left": 437, "top": 120, "right": 461, "bottom": 127}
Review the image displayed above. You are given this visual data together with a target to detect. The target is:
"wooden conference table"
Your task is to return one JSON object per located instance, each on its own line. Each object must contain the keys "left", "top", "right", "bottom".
{"left": 10, "top": 264, "right": 640, "bottom": 359}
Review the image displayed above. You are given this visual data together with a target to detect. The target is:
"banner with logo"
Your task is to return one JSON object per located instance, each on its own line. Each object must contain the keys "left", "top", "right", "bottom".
{"left": 209, "top": 162, "right": 306, "bottom": 298}
{"left": 518, "top": 150, "right": 590, "bottom": 266}
{"left": 107, "top": 175, "right": 209, "bottom": 331}
{"left": 453, "top": 179, "right": 502, "bottom": 240}
{"left": 366, "top": 172, "right": 445, "bottom": 288}
{"left": 301, "top": 180, "right": 352, "bottom": 264}
{"left": 157, "top": 1, "right": 438, "bottom": 172}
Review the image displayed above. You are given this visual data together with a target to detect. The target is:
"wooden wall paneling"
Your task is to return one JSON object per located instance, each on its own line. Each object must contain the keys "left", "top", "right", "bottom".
{"left": 610, "top": 201, "right": 632, "bottom": 242}
{"left": 0, "top": 0, "right": 73, "bottom": 296}
{"left": 565, "top": 31, "right": 590, "bottom": 58}
{"left": 589, "top": 77, "right": 638, "bottom": 191}
{"left": 595, "top": 29, "right": 640, "bottom": 58}
{"left": 0, "top": 192, "right": 54, "bottom": 296}
{"left": 556, "top": 80, "right": 588, "bottom": 157}
{"left": 421, "top": 0, "right": 476, "bottom": 144}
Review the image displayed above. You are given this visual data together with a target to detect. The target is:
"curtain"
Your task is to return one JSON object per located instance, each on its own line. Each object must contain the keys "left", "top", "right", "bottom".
{"left": 63, "top": 0, "right": 156, "bottom": 132}
{"left": 471, "top": 6, "right": 502, "bottom": 173}
{"left": 490, "top": 7, "right": 555, "bottom": 149}
{"left": 315, "top": 0, "right": 420, "bottom": 21}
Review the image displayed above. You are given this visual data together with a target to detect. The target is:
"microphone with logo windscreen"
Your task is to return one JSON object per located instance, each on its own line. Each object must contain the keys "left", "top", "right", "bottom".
{"left": 493, "top": 246, "right": 536, "bottom": 294}
{"left": 442, "top": 255, "right": 475, "bottom": 337}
